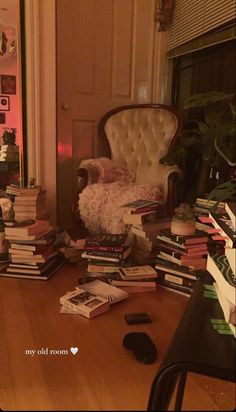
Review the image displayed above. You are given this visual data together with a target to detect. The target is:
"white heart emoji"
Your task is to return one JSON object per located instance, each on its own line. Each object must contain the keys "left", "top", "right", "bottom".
{"left": 70, "top": 347, "right": 78, "bottom": 355}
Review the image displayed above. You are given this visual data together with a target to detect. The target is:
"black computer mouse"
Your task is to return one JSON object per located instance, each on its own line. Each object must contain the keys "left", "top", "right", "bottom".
{"left": 123, "top": 332, "right": 157, "bottom": 364}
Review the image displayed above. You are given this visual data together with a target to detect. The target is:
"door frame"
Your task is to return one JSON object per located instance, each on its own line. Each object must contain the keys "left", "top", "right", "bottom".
{"left": 24, "top": 0, "right": 57, "bottom": 225}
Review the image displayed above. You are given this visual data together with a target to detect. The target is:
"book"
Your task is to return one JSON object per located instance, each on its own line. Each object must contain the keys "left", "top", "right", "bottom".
{"left": 5, "top": 220, "right": 51, "bottom": 237}
{"left": 78, "top": 279, "right": 129, "bottom": 304}
{"left": 214, "top": 282, "right": 236, "bottom": 325}
{"left": 81, "top": 245, "right": 132, "bottom": 263}
{"left": 157, "top": 228, "right": 208, "bottom": 248}
{"left": 11, "top": 250, "right": 58, "bottom": 264}
{"left": 225, "top": 201, "right": 236, "bottom": 230}
{"left": 121, "top": 198, "right": 160, "bottom": 211}
{"left": 60, "top": 288, "right": 110, "bottom": 318}
{"left": 130, "top": 219, "right": 171, "bottom": 241}
{"left": 209, "top": 211, "right": 236, "bottom": 248}
{"left": 157, "top": 279, "right": 192, "bottom": 296}
{"left": 5, "top": 228, "right": 55, "bottom": 244}
{"left": 123, "top": 210, "right": 159, "bottom": 225}
{"left": 119, "top": 285, "right": 156, "bottom": 293}
{"left": 85, "top": 234, "right": 128, "bottom": 249}
{"left": 118, "top": 265, "right": 157, "bottom": 280}
{"left": 109, "top": 276, "right": 157, "bottom": 288}
{"left": 225, "top": 248, "right": 236, "bottom": 275}
{"left": 155, "top": 257, "right": 203, "bottom": 280}
{"left": 157, "top": 241, "right": 208, "bottom": 257}
{"left": 157, "top": 251, "right": 206, "bottom": 270}
{"left": 206, "top": 254, "right": 236, "bottom": 305}
{"left": 156, "top": 270, "right": 196, "bottom": 289}
{"left": 0, "top": 258, "right": 64, "bottom": 280}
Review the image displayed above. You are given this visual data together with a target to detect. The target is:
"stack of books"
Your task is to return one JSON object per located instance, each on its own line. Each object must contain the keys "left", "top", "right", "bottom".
{"left": 6, "top": 186, "right": 48, "bottom": 221}
{"left": 0, "top": 220, "right": 63, "bottom": 280}
{"left": 120, "top": 198, "right": 169, "bottom": 263}
{"left": 108, "top": 265, "right": 158, "bottom": 293}
{"left": 60, "top": 279, "right": 129, "bottom": 318}
{"left": 206, "top": 201, "right": 236, "bottom": 337}
{"left": 155, "top": 228, "right": 209, "bottom": 296}
{"left": 0, "top": 144, "right": 19, "bottom": 162}
{"left": 81, "top": 234, "right": 133, "bottom": 272}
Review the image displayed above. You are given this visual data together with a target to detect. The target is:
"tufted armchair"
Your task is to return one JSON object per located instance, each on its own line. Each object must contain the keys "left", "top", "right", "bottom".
{"left": 73, "top": 104, "right": 182, "bottom": 235}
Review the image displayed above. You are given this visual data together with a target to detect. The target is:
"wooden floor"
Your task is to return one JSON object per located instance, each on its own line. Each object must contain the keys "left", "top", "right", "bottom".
{"left": 0, "top": 262, "right": 235, "bottom": 411}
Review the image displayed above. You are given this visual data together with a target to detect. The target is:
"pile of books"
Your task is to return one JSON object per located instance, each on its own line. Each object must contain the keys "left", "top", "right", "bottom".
{"left": 120, "top": 198, "right": 169, "bottom": 263}
{"left": 155, "top": 228, "right": 209, "bottom": 296}
{"left": 0, "top": 144, "right": 19, "bottom": 162}
{"left": 107, "top": 265, "right": 158, "bottom": 293}
{"left": 81, "top": 234, "right": 133, "bottom": 271}
{"left": 206, "top": 199, "right": 236, "bottom": 337}
{"left": 6, "top": 185, "right": 48, "bottom": 221}
{"left": 0, "top": 220, "right": 63, "bottom": 280}
{"left": 60, "top": 279, "right": 129, "bottom": 318}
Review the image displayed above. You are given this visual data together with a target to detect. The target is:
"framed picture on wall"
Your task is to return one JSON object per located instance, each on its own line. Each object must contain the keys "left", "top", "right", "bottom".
{"left": 0, "top": 95, "right": 10, "bottom": 111}
{"left": 0, "top": 112, "right": 6, "bottom": 124}
{"left": 0, "top": 75, "right": 16, "bottom": 94}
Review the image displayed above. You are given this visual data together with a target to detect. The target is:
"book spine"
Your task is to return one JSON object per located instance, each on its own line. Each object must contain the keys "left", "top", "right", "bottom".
{"left": 157, "top": 278, "right": 193, "bottom": 295}
{"left": 84, "top": 245, "right": 125, "bottom": 252}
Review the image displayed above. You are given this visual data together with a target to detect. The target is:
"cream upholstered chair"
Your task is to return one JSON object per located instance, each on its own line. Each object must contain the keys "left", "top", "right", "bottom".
{"left": 73, "top": 104, "right": 182, "bottom": 234}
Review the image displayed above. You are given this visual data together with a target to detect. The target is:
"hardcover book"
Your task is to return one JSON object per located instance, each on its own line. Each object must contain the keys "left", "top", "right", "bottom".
{"left": 157, "top": 228, "right": 208, "bottom": 247}
{"left": 209, "top": 211, "right": 236, "bottom": 248}
{"left": 5, "top": 220, "right": 51, "bottom": 237}
{"left": 123, "top": 210, "right": 158, "bottom": 225}
{"left": 156, "top": 270, "right": 196, "bottom": 289}
{"left": 206, "top": 253, "right": 236, "bottom": 305}
{"left": 214, "top": 282, "right": 236, "bottom": 325}
{"left": 81, "top": 245, "right": 132, "bottom": 263}
{"left": 225, "top": 201, "right": 236, "bottom": 230}
{"left": 84, "top": 234, "right": 128, "bottom": 249}
{"left": 0, "top": 258, "right": 64, "bottom": 280}
{"left": 120, "top": 198, "right": 160, "bottom": 210}
{"left": 60, "top": 288, "right": 110, "bottom": 318}
{"left": 155, "top": 257, "right": 203, "bottom": 280}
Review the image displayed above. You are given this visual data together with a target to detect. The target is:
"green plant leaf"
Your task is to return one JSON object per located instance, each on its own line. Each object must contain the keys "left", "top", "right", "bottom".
{"left": 184, "top": 91, "right": 235, "bottom": 109}
{"left": 207, "top": 179, "right": 236, "bottom": 201}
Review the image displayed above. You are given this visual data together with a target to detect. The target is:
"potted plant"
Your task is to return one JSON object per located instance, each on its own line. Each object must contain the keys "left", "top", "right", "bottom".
{"left": 2, "top": 128, "right": 17, "bottom": 145}
{"left": 160, "top": 91, "right": 236, "bottom": 202}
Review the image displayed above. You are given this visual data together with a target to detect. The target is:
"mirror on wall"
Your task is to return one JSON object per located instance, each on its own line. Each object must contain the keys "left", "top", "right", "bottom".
{"left": 0, "top": 0, "right": 26, "bottom": 191}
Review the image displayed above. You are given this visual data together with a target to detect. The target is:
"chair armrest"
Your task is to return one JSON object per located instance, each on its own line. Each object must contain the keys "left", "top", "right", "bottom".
{"left": 71, "top": 165, "right": 100, "bottom": 231}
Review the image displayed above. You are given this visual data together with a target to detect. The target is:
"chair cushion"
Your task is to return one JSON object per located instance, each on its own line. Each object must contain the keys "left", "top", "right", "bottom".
{"left": 104, "top": 108, "right": 179, "bottom": 187}
{"left": 78, "top": 181, "right": 163, "bottom": 234}
{"left": 80, "top": 157, "right": 135, "bottom": 184}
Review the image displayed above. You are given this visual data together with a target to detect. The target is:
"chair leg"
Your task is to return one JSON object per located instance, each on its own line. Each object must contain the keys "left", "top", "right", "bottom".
{"left": 174, "top": 372, "right": 187, "bottom": 411}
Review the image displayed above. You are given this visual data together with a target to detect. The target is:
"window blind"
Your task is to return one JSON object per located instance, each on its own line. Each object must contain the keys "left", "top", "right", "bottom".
{"left": 168, "top": 0, "right": 235, "bottom": 53}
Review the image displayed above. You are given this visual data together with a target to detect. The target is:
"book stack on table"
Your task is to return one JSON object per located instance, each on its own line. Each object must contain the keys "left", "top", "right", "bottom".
{"left": 0, "top": 220, "right": 64, "bottom": 280}
{"left": 6, "top": 185, "right": 49, "bottom": 221}
{"left": 155, "top": 228, "right": 209, "bottom": 296}
{"left": 206, "top": 199, "right": 236, "bottom": 337}
{"left": 120, "top": 198, "right": 170, "bottom": 264}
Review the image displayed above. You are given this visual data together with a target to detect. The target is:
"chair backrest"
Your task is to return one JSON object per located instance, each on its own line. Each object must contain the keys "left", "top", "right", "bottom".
{"left": 98, "top": 104, "right": 182, "bottom": 185}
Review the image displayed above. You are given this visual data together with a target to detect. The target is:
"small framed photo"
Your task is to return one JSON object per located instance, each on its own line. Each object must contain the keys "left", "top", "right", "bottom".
{"left": 0, "top": 95, "right": 10, "bottom": 111}
{"left": 1, "top": 75, "right": 16, "bottom": 94}
{"left": 0, "top": 112, "right": 6, "bottom": 124}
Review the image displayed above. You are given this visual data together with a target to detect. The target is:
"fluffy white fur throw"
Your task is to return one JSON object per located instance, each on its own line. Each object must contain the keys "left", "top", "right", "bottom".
{"left": 79, "top": 158, "right": 162, "bottom": 234}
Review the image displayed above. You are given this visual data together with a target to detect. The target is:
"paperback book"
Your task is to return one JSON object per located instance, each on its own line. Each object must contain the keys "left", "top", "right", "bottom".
{"left": 60, "top": 288, "right": 110, "bottom": 318}
{"left": 0, "top": 257, "right": 64, "bottom": 280}
{"left": 206, "top": 253, "right": 236, "bottom": 305}
{"left": 78, "top": 279, "right": 129, "bottom": 304}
